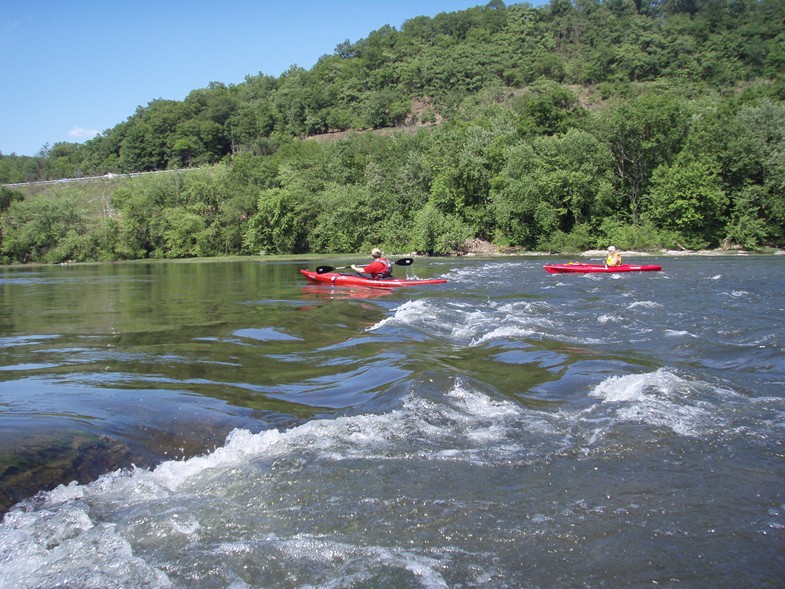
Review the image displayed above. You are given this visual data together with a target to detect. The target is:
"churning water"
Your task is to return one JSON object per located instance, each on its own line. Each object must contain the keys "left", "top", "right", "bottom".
{"left": 0, "top": 256, "right": 783, "bottom": 588}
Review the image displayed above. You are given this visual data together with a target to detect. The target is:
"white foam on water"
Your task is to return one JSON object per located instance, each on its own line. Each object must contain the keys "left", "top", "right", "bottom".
{"left": 0, "top": 505, "right": 171, "bottom": 588}
{"left": 597, "top": 314, "right": 621, "bottom": 324}
{"left": 586, "top": 368, "right": 730, "bottom": 437}
{"left": 441, "top": 262, "right": 521, "bottom": 284}
{"left": 271, "top": 536, "right": 451, "bottom": 589}
{"left": 371, "top": 297, "right": 560, "bottom": 347}
{"left": 0, "top": 380, "right": 533, "bottom": 588}
{"left": 439, "top": 266, "right": 478, "bottom": 282}
{"left": 663, "top": 329, "right": 696, "bottom": 337}
{"left": 470, "top": 324, "right": 539, "bottom": 345}
{"left": 1, "top": 369, "right": 771, "bottom": 588}
{"left": 626, "top": 300, "right": 664, "bottom": 310}
{"left": 368, "top": 298, "right": 431, "bottom": 331}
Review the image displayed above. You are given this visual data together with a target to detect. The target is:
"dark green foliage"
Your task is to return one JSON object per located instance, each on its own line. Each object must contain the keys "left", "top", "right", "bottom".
{"left": 8, "top": 0, "right": 782, "bottom": 179}
{"left": 646, "top": 158, "right": 728, "bottom": 249}
{"left": 1, "top": 195, "right": 88, "bottom": 263}
{"left": 2, "top": 0, "right": 784, "bottom": 263}
{"left": 490, "top": 129, "right": 615, "bottom": 248}
{"left": 0, "top": 187, "right": 23, "bottom": 213}
{"left": 512, "top": 79, "right": 585, "bottom": 136}
{"left": 603, "top": 90, "right": 691, "bottom": 223}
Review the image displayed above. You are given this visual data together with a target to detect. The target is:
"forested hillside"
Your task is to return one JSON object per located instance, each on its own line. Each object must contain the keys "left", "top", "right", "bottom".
{"left": 2, "top": 0, "right": 784, "bottom": 263}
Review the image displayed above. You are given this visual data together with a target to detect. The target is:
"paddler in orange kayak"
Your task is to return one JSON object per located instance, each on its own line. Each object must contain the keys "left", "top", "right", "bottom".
{"left": 351, "top": 248, "right": 394, "bottom": 279}
{"left": 605, "top": 246, "right": 623, "bottom": 268}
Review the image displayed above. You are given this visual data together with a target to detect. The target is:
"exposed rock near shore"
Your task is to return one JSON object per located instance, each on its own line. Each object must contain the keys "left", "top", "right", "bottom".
{"left": 460, "top": 238, "right": 521, "bottom": 256}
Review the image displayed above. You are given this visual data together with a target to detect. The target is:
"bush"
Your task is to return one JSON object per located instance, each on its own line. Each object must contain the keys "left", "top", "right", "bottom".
{"left": 1, "top": 195, "right": 86, "bottom": 263}
{"left": 597, "top": 219, "right": 681, "bottom": 250}
{"left": 410, "top": 203, "right": 473, "bottom": 255}
{"left": 540, "top": 224, "right": 595, "bottom": 253}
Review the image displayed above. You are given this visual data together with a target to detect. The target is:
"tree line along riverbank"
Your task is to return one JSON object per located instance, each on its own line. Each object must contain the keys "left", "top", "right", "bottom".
{"left": 2, "top": 1, "right": 784, "bottom": 264}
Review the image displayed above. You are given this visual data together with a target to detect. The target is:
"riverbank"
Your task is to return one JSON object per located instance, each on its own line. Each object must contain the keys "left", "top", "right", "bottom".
{"left": 458, "top": 237, "right": 785, "bottom": 258}
{"left": 2, "top": 245, "right": 783, "bottom": 270}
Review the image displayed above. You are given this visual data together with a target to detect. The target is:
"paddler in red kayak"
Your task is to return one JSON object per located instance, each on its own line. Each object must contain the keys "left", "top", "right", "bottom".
{"left": 351, "top": 248, "right": 394, "bottom": 279}
{"left": 605, "top": 245, "right": 623, "bottom": 268}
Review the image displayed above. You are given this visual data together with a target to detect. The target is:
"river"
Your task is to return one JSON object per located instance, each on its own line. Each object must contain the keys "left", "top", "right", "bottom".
{"left": 0, "top": 255, "right": 783, "bottom": 588}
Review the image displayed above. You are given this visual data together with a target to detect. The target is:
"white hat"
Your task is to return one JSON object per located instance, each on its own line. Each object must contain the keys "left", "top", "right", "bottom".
{"left": 371, "top": 248, "right": 381, "bottom": 257}
{"left": 608, "top": 246, "right": 616, "bottom": 252}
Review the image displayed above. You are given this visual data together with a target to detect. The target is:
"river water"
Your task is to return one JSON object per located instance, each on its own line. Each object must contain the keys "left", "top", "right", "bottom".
{"left": 0, "top": 256, "right": 783, "bottom": 588}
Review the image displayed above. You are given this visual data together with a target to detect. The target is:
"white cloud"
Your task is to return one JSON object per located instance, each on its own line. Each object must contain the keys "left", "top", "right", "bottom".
{"left": 68, "top": 127, "right": 99, "bottom": 140}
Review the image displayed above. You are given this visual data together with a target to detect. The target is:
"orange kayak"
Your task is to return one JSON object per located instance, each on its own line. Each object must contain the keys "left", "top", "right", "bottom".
{"left": 300, "top": 269, "right": 448, "bottom": 288}
{"left": 544, "top": 263, "right": 662, "bottom": 274}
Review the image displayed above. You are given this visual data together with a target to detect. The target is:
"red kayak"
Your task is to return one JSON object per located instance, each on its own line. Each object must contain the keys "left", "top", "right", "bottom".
{"left": 544, "top": 263, "right": 662, "bottom": 274}
{"left": 300, "top": 269, "right": 448, "bottom": 289}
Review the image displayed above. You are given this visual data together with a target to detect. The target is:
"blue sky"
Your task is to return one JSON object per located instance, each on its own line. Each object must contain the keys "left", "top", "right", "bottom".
{"left": 1, "top": 1, "right": 514, "bottom": 157}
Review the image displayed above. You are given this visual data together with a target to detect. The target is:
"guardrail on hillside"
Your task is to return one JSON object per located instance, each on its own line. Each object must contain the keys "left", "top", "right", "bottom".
{"left": 1, "top": 168, "right": 192, "bottom": 188}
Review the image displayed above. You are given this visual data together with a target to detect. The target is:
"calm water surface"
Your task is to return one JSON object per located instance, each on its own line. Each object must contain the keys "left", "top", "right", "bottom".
{"left": 0, "top": 256, "right": 783, "bottom": 588}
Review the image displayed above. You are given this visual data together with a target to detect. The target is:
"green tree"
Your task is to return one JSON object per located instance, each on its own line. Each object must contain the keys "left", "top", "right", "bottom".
{"left": 512, "top": 78, "right": 583, "bottom": 136}
{"left": 602, "top": 91, "right": 690, "bottom": 223}
{"left": 216, "top": 188, "right": 258, "bottom": 255}
{"left": 724, "top": 185, "right": 772, "bottom": 249}
{"left": 646, "top": 158, "right": 727, "bottom": 249}
{"left": 1, "top": 196, "right": 87, "bottom": 263}
{"left": 243, "top": 184, "right": 315, "bottom": 255}
{"left": 734, "top": 99, "right": 785, "bottom": 244}
{"left": 308, "top": 183, "right": 373, "bottom": 252}
{"left": 110, "top": 178, "right": 166, "bottom": 258}
{"left": 686, "top": 98, "right": 785, "bottom": 247}
{"left": 491, "top": 129, "right": 614, "bottom": 248}
{"left": 118, "top": 120, "right": 158, "bottom": 172}
{"left": 42, "top": 142, "right": 84, "bottom": 179}
{"left": 172, "top": 138, "right": 199, "bottom": 168}
{"left": 158, "top": 206, "right": 208, "bottom": 258}
{"left": 410, "top": 202, "right": 473, "bottom": 255}
{"left": 0, "top": 187, "right": 23, "bottom": 213}
{"left": 0, "top": 155, "right": 25, "bottom": 183}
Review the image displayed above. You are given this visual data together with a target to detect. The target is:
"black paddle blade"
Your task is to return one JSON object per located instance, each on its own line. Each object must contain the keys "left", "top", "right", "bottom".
{"left": 315, "top": 266, "right": 335, "bottom": 274}
{"left": 395, "top": 258, "right": 414, "bottom": 266}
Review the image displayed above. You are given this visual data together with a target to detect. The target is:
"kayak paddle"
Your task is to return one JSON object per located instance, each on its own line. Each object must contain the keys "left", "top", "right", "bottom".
{"left": 315, "top": 257, "right": 414, "bottom": 274}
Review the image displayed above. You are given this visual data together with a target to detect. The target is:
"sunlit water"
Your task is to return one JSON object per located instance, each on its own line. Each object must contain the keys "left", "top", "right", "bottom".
{"left": 1, "top": 256, "right": 783, "bottom": 588}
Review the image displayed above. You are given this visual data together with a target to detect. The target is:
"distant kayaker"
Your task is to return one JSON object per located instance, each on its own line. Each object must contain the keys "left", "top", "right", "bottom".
{"left": 352, "top": 248, "right": 393, "bottom": 279}
{"left": 605, "top": 246, "right": 623, "bottom": 268}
